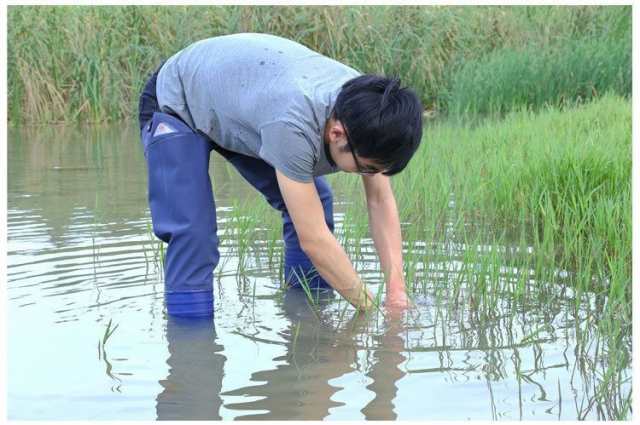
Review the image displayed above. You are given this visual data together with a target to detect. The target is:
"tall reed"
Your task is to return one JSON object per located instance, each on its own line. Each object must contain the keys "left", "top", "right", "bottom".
{"left": 8, "top": 5, "right": 630, "bottom": 123}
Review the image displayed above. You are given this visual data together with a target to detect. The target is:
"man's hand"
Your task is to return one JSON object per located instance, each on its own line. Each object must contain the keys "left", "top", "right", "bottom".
{"left": 385, "top": 273, "right": 412, "bottom": 313}
{"left": 384, "top": 281, "right": 413, "bottom": 320}
{"left": 386, "top": 287, "right": 411, "bottom": 309}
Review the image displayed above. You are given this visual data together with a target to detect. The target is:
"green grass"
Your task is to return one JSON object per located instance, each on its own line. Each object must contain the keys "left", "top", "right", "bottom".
{"left": 373, "top": 93, "right": 628, "bottom": 312}
{"left": 97, "top": 319, "right": 122, "bottom": 392}
{"left": 447, "top": 36, "right": 631, "bottom": 118}
{"left": 101, "top": 319, "right": 119, "bottom": 346}
{"left": 7, "top": 5, "right": 630, "bottom": 123}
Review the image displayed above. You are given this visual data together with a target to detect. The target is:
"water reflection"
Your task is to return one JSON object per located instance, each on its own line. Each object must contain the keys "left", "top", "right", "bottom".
{"left": 361, "top": 315, "right": 406, "bottom": 420}
{"left": 155, "top": 289, "right": 409, "bottom": 421}
{"left": 156, "top": 316, "right": 226, "bottom": 420}
{"left": 221, "top": 290, "right": 406, "bottom": 420}
{"left": 8, "top": 124, "right": 148, "bottom": 246}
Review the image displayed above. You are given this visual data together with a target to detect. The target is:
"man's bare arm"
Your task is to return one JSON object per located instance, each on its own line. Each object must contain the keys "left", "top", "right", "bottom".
{"left": 362, "top": 174, "right": 408, "bottom": 308}
{"left": 275, "top": 170, "right": 376, "bottom": 311}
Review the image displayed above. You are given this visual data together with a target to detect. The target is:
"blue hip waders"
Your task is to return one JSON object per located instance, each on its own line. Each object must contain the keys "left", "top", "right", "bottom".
{"left": 139, "top": 67, "right": 333, "bottom": 317}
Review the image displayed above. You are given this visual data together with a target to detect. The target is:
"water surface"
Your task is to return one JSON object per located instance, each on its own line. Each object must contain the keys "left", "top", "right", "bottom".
{"left": 7, "top": 123, "right": 626, "bottom": 420}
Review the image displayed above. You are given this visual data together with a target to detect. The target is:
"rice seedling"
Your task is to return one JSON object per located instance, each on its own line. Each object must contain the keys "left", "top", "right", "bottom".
{"left": 373, "top": 280, "right": 384, "bottom": 312}
{"left": 290, "top": 320, "right": 302, "bottom": 364}
{"left": 100, "top": 318, "right": 119, "bottom": 348}
{"left": 97, "top": 319, "right": 122, "bottom": 392}
{"left": 144, "top": 219, "right": 165, "bottom": 274}
{"left": 292, "top": 268, "right": 319, "bottom": 310}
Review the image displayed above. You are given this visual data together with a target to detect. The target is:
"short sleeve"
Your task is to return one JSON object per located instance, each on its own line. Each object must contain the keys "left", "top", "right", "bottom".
{"left": 259, "top": 121, "right": 317, "bottom": 183}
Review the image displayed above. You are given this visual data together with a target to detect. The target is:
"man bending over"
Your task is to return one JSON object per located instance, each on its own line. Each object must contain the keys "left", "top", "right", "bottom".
{"left": 138, "top": 33, "right": 423, "bottom": 317}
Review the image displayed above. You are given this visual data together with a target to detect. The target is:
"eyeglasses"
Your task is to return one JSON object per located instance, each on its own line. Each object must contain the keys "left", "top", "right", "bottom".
{"left": 343, "top": 128, "right": 384, "bottom": 176}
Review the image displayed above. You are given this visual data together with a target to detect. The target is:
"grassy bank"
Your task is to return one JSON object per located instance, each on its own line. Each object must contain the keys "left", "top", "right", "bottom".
{"left": 337, "top": 93, "right": 630, "bottom": 297}
{"left": 8, "top": 5, "right": 630, "bottom": 123}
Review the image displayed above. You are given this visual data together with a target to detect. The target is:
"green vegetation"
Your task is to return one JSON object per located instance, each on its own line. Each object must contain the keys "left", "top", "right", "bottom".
{"left": 8, "top": 5, "right": 630, "bottom": 123}
{"left": 97, "top": 319, "right": 122, "bottom": 392}
{"left": 10, "top": 5, "right": 630, "bottom": 418}
{"left": 195, "top": 94, "right": 630, "bottom": 344}
{"left": 331, "top": 94, "right": 631, "bottom": 418}
{"left": 205, "top": 97, "right": 631, "bottom": 403}
{"left": 448, "top": 36, "right": 631, "bottom": 118}
{"left": 337, "top": 92, "right": 630, "bottom": 316}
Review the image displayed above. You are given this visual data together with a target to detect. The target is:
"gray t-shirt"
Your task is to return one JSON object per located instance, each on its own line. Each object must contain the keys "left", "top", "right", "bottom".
{"left": 155, "top": 33, "right": 361, "bottom": 183}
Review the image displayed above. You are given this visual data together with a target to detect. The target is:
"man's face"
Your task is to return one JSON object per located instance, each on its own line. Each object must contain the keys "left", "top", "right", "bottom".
{"left": 325, "top": 120, "right": 386, "bottom": 175}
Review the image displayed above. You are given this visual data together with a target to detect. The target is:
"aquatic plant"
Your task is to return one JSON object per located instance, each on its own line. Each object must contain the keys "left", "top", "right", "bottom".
{"left": 97, "top": 319, "right": 122, "bottom": 392}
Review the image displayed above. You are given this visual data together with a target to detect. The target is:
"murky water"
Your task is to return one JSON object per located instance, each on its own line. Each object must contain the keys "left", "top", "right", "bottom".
{"left": 7, "top": 124, "right": 629, "bottom": 420}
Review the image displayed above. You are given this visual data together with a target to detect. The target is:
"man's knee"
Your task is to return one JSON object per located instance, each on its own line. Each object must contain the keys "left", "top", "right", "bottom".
{"left": 153, "top": 221, "right": 218, "bottom": 253}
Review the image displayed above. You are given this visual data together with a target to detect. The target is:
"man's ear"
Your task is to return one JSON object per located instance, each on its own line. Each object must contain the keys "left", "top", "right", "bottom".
{"left": 329, "top": 120, "right": 346, "bottom": 142}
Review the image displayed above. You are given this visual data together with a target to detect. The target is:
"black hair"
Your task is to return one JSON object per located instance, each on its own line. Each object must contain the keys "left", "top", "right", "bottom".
{"left": 332, "top": 75, "right": 423, "bottom": 176}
